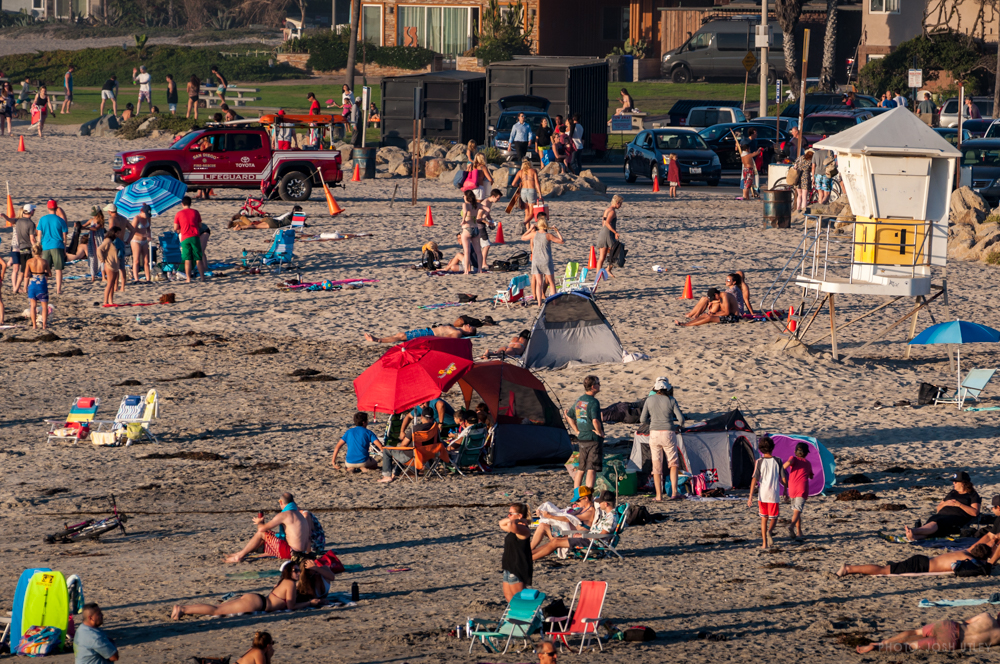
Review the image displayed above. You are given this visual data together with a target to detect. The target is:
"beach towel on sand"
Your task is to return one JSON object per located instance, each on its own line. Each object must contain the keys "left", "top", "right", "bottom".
{"left": 919, "top": 594, "right": 1000, "bottom": 608}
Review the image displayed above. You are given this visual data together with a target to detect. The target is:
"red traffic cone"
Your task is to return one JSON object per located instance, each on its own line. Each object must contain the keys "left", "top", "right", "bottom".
{"left": 494, "top": 221, "right": 505, "bottom": 244}
{"left": 652, "top": 175, "right": 660, "bottom": 193}
{"left": 18, "top": 136, "right": 25, "bottom": 152}
{"left": 5, "top": 193, "right": 15, "bottom": 223}
{"left": 323, "top": 182, "right": 344, "bottom": 216}
{"left": 786, "top": 305, "right": 797, "bottom": 333}
{"left": 352, "top": 162, "right": 361, "bottom": 182}
{"left": 679, "top": 275, "right": 693, "bottom": 299}
{"left": 588, "top": 246, "right": 597, "bottom": 270}
{"left": 424, "top": 205, "right": 434, "bottom": 227}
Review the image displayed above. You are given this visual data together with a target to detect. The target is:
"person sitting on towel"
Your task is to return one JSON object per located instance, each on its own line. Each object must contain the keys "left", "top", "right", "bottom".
{"left": 224, "top": 493, "right": 313, "bottom": 563}
{"left": 364, "top": 323, "right": 477, "bottom": 343}
{"left": 905, "top": 472, "right": 981, "bottom": 541}
{"left": 532, "top": 491, "right": 616, "bottom": 561}
{"left": 482, "top": 330, "right": 530, "bottom": 359}
{"left": 675, "top": 287, "right": 740, "bottom": 327}
{"left": 856, "top": 611, "right": 1000, "bottom": 654}
{"left": 835, "top": 542, "right": 992, "bottom": 578}
{"left": 530, "top": 486, "right": 597, "bottom": 553}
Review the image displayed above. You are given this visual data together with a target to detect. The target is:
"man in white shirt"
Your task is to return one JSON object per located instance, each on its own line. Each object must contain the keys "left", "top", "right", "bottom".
{"left": 132, "top": 66, "right": 152, "bottom": 113}
{"left": 893, "top": 90, "right": 908, "bottom": 109}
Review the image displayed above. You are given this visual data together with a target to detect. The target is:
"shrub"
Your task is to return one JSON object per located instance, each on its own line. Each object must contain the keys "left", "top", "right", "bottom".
{"left": 373, "top": 45, "right": 436, "bottom": 70}
{"left": 294, "top": 31, "right": 435, "bottom": 72}
{"left": 116, "top": 113, "right": 201, "bottom": 140}
{"left": 474, "top": 0, "right": 533, "bottom": 65}
{"left": 986, "top": 250, "right": 1000, "bottom": 266}
{"left": 984, "top": 214, "right": 1000, "bottom": 225}
{"left": 858, "top": 33, "right": 988, "bottom": 97}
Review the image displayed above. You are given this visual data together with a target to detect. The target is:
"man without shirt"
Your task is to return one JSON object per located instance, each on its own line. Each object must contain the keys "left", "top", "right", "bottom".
{"left": 857, "top": 611, "right": 1000, "bottom": 654}
{"left": 364, "top": 323, "right": 477, "bottom": 343}
{"left": 225, "top": 492, "right": 312, "bottom": 563}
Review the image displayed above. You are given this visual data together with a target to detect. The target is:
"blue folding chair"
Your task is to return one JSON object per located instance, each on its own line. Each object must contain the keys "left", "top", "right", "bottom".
{"left": 158, "top": 232, "right": 182, "bottom": 265}
{"left": 247, "top": 228, "right": 296, "bottom": 273}
{"left": 469, "top": 588, "right": 547, "bottom": 654}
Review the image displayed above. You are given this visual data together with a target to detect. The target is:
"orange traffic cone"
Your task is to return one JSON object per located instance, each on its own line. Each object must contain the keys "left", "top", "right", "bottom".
{"left": 494, "top": 221, "right": 505, "bottom": 244}
{"left": 323, "top": 182, "right": 344, "bottom": 216}
{"left": 17, "top": 136, "right": 25, "bottom": 152}
{"left": 587, "top": 246, "right": 597, "bottom": 270}
{"left": 680, "top": 275, "right": 693, "bottom": 299}
{"left": 424, "top": 206, "right": 434, "bottom": 227}
{"left": 5, "top": 194, "right": 14, "bottom": 220}
{"left": 786, "top": 305, "right": 797, "bottom": 334}
{"left": 352, "top": 162, "right": 361, "bottom": 182}
{"left": 652, "top": 176, "right": 660, "bottom": 193}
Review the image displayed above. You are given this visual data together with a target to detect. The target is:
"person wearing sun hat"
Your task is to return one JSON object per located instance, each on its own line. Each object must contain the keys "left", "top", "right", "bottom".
{"left": 640, "top": 376, "right": 686, "bottom": 501}
{"left": 905, "top": 471, "right": 981, "bottom": 542}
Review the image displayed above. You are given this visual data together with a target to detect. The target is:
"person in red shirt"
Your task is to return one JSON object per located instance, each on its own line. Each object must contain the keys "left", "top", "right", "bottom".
{"left": 173, "top": 196, "right": 205, "bottom": 283}
{"left": 306, "top": 92, "right": 320, "bottom": 115}
{"left": 783, "top": 442, "right": 814, "bottom": 538}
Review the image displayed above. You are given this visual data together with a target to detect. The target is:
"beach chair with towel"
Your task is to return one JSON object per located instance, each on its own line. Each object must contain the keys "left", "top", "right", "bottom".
{"left": 545, "top": 581, "right": 609, "bottom": 653}
{"left": 469, "top": 588, "right": 547, "bottom": 654}
{"left": 570, "top": 503, "right": 628, "bottom": 562}
{"left": 91, "top": 389, "right": 159, "bottom": 446}
{"left": 46, "top": 397, "right": 101, "bottom": 443}
{"left": 493, "top": 274, "right": 531, "bottom": 309}
{"left": 935, "top": 368, "right": 997, "bottom": 408}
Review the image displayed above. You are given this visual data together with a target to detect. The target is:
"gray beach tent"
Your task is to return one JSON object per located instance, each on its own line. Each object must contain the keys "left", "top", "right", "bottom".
{"left": 520, "top": 292, "right": 624, "bottom": 370}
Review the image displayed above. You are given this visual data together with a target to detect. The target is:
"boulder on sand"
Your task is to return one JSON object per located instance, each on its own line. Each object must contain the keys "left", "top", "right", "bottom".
{"left": 949, "top": 186, "right": 989, "bottom": 226}
{"left": 86, "top": 114, "right": 121, "bottom": 138}
{"left": 424, "top": 158, "right": 447, "bottom": 179}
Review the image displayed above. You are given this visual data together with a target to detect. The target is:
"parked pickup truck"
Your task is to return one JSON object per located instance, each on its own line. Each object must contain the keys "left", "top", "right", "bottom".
{"left": 112, "top": 123, "right": 343, "bottom": 202}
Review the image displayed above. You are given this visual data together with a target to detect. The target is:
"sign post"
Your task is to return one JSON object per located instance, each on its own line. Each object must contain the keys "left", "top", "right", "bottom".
{"left": 361, "top": 85, "right": 371, "bottom": 148}
{"left": 796, "top": 29, "right": 810, "bottom": 158}
{"left": 775, "top": 79, "right": 782, "bottom": 150}
{"left": 757, "top": 0, "right": 769, "bottom": 125}
{"left": 412, "top": 87, "right": 423, "bottom": 205}
{"left": 610, "top": 114, "right": 632, "bottom": 148}
{"left": 742, "top": 51, "right": 757, "bottom": 113}
{"left": 908, "top": 68, "right": 922, "bottom": 109}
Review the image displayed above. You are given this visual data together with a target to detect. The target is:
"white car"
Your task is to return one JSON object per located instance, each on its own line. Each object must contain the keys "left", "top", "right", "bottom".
{"left": 938, "top": 96, "right": 994, "bottom": 128}
{"left": 684, "top": 106, "right": 746, "bottom": 131}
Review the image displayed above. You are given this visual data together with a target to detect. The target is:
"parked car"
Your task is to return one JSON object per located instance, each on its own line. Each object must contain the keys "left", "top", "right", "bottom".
{"left": 685, "top": 106, "right": 747, "bottom": 131}
{"left": 933, "top": 127, "right": 972, "bottom": 146}
{"left": 661, "top": 19, "right": 785, "bottom": 84}
{"left": 960, "top": 118, "right": 995, "bottom": 138}
{"left": 751, "top": 116, "right": 798, "bottom": 133}
{"left": 780, "top": 93, "right": 878, "bottom": 118}
{"left": 624, "top": 129, "right": 721, "bottom": 186}
{"left": 958, "top": 138, "right": 1000, "bottom": 205}
{"left": 697, "top": 122, "right": 789, "bottom": 170}
{"left": 487, "top": 95, "right": 552, "bottom": 161}
{"left": 985, "top": 120, "right": 1000, "bottom": 139}
{"left": 800, "top": 111, "right": 874, "bottom": 145}
{"left": 938, "top": 96, "right": 995, "bottom": 128}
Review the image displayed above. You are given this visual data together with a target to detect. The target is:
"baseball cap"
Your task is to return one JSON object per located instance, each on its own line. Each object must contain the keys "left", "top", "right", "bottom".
{"left": 952, "top": 471, "right": 971, "bottom": 484}
{"left": 22, "top": 203, "right": 35, "bottom": 213}
{"left": 103, "top": 203, "right": 117, "bottom": 212}
{"left": 47, "top": 199, "right": 57, "bottom": 209}
{"left": 277, "top": 109, "right": 285, "bottom": 116}
{"left": 992, "top": 495, "right": 1000, "bottom": 508}
{"left": 577, "top": 486, "right": 593, "bottom": 498}
{"left": 420, "top": 407, "right": 434, "bottom": 419}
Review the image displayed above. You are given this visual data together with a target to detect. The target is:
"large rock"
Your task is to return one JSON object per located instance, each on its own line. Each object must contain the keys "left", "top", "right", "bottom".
{"left": 424, "top": 158, "right": 447, "bottom": 180}
{"left": 976, "top": 220, "right": 999, "bottom": 241}
{"left": 137, "top": 117, "right": 156, "bottom": 134}
{"left": 89, "top": 114, "right": 120, "bottom": 138}
{"left": 540, "top": 181, "right": 564, "bottom": 197}
{"left": 492, "top": 167, "right": 511, "bottom": 190}
{"left": 392, "top": 161, "right": 412, "bottom": 177}
{"left": 446, "top": 143, "right": 468, "bottom": 161}
{"left": 974, "top": 227, "right": 1000, "bottom": 258}
{"left": 948, "top": 225, "right": 978, "bottom": 260}
{"left": 540, "top": 162, "right": 563, "bottom": 177}
{"left": 376, "top": 146, "right": 408, "bottom": 164}
{"left": 77, "top": 116, "right": 103, "bottom": 137}
{"left": 440, "top": 166, "right": 461, "bottom": 184}
{"left": 950, "top": 186, "right": 989, "bottom": 225}
{"left": 386, "top": 151, "right": 410, "bottom": 176}
{"left": 422, "top": 143, "right": 447, "bottom": 160}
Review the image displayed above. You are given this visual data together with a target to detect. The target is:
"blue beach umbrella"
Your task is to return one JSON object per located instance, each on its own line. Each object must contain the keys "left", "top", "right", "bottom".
{"left": 909, "top": 320, "right": 1000, "bottom": 407}
{"left": 113, "top": 176, "right": 187, "bottom": 218}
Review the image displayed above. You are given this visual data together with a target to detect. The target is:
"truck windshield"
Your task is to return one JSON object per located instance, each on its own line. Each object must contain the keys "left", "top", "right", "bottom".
{"left": 656, "top": 133, "right": 708, "bottom": 150}
{"left": 171, "top": 131, "right": 206, "bottom": 150}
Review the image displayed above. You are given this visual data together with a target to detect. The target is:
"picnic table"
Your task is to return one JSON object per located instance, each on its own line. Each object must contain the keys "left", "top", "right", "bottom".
{"left": 200, "top": 86, "right": 261, "bottom": 107}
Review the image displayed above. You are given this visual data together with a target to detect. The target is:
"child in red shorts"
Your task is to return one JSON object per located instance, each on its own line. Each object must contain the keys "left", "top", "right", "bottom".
{"left": 748, "top": 435, "right": 786, "bottom": 549}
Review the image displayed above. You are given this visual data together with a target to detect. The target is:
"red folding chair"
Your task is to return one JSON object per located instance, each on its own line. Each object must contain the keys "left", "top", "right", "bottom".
{"left": 545, "top": 581, "right": 608, "bottom": 653}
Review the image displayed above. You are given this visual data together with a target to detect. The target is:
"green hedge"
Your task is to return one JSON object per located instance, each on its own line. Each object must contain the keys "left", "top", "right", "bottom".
{"left": 0, "top": 44, "right": 302, "bottom": 87}
{"left": 291, "top": 32, "right": 435, "bottom": 71}
{"left": 858, "top": 33, "right": 988, "bottom": 97}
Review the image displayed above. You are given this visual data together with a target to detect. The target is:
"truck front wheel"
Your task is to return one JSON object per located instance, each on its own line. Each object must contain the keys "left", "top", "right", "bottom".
{"left": 278, "top": 171, "right": 312, "bottom": 202}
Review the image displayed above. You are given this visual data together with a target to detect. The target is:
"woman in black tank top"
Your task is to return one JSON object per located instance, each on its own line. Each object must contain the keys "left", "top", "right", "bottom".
{"left": 500, "top": 503, "right": 533, "bottom": 600}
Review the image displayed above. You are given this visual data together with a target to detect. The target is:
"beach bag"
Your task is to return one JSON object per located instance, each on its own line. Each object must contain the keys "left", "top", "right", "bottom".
{"left": 823, "top": 155, "right": 838, "bottom": 178}
{"left": 609, "top": 239, "right": 627, "bottom": 268}
{"left": 310, "top": 513, "right": 326, "bottom": 552}
{"left": 623, "top": 626, "right": 656, "bottom": 642}
{"left": 918, "top": 382, "right": 943, "bottom": 405}
{"left": 65, "top": 421, "right": 90, "bottom": 440}
{"left": 953, "top": 559, "right": 992, "bottom": 577}
{"left": 624, "top": 504, "right": 654, "bottom": 526}
{"left": 491, "top": 258, "right": 515, "bottom": 272}
{"left": 315, "top": 549, "right": 345, "bottom": 573}
{"left": 506, "top": 250, "right": 530, "bottom": 268}
{"left": 30, "top": 105, "right": 41, "bottom": 125}
{"left": 452, "top": 166, "right": 466, "bottom": 188}
{"left": 690, "top": 473, "right": 708, "bottom": 496}
{"left": 460, "top": 169, "right": 479, "bottom": 191}
{"left": 540, "top": 148, "right": 554, "bottom": 166}
{"left": 17, "top": 626, "right": 62, "bottom": 657}
{"left": 785, "top": 167, "right": 800, "bottom": 187}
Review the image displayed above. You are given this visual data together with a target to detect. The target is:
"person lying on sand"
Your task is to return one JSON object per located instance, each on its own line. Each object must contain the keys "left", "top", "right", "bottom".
{"left": 225, "top": 493, "right": 312, "bottom": 563}
{"left": 172, "top": 561, "right": 322, "bottom": 619}
{"left": 481, "top": 330, "right": 530, "bottom": 359}
{"left": 855, "top": 611, "right": 1000, "bottom": 654}
{"left": 364, "top": 323, "right": 477, "bottom": 343}
{"left": 236, "top": 631, "right": 274, "bottom": 664}
{"left": 835, "top": 543, "right": 992, "bottom": 578}
{"left": 532, "top": 491, "right": 616, "bottom": 561}
{"left": 675, "top": 288, "right": 740, "bottom": 327}
{"left": 530, "top": 487, "right": 597, "bottom": 553}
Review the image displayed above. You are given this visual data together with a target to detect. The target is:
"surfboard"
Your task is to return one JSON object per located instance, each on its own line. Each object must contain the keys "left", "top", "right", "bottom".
{"left": 10, "top": 568, "right": 50, "bottom": 651}
{"left": 20, "top": 571, "right": 68, "bottom": 648}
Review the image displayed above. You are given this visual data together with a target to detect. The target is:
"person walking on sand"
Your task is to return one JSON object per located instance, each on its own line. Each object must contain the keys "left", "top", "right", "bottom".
{"left": 132, "top": 65, "right": 152, "bottom": 114}
{"left": 639, "top": 377, "right": 685, "bottom": 502}
{"left": 225, "top": 493, "right": 313, "bottom": 563}
{"left": 460, "top": 190, "right": 486, "bottom": 275}
{"left": 565, "top": 376, "right": 604, "bottom": 494}
{"left": 34, "top": 202, "right": 67, "bottom": 295}
{"left": 173, "top": 196, "right": 204, "bottom": 283}
{"left": 595, "top": 195, "right": 622, "bottom": 274}
{"left": 73, "top": 603, "right": 119, "bottom": 664}
{"left": 2, "top": 203, "right": 37, "bottom": 294}
{"left": 748, "top": 435, "right": 786, "bottom": 548}
{"left": 99, "top": 76, "right": 118, "bottom": 116}
{"left": 61, "top": 65, "right": 74, "bottom": 116}
{"left": 236, "top": 631, "right": 275, "bottom": 664}
{"left": 783, "top": 442, "right": 814, "bottom": 538}
{"left": 499, "top": 503, "right": 532, "bottom": 600}
{"left": 855, "top": 611, "right": 1000, "bottom": 654}
{"left": 31, "top": 85, "right": 53, "bottom": 138}
{"left": 173, "top": 561, "right": 321, "bottom": 619}
{"left": 520, "top": 217, "right": 564, "bottom": 305}
{"left": 510, "top": 160, "right": 541, "bottom": 229}
{"left": 739, "top": 143, "right": 763, "bottom": 201}
{"left": 97, "top": 228, "right": 120, "bottom": 307}
{"left": 24, "top": 245, "right": 50, "bottom": 329}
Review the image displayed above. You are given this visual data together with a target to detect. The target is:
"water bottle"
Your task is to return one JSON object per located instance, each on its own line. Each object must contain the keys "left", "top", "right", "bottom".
{"left": 467, "top": 617, "right": 473, "bottom": 637}
{"left": 135, "top": 315, "right": 141, "bottom": 325}
{"left": 350, "top": 582, "right": 359, "bottom": 602}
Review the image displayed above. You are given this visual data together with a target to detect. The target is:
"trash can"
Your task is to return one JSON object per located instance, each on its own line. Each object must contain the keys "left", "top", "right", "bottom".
{"left": 762, "top": 189, "right": 792, "bottom": 228}
{"left": 353, "top": 147, "right": 376, "bottom": 180}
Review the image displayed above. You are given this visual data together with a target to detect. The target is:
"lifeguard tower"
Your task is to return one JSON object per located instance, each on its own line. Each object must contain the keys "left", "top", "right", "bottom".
{"left": 762, "top": 108, "right": 960, "bottom": 360}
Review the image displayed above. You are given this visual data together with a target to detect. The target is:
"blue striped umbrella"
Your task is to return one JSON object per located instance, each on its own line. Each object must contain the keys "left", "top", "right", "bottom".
{"left": 113, "top": 176, "right": 187, "bottom": 218}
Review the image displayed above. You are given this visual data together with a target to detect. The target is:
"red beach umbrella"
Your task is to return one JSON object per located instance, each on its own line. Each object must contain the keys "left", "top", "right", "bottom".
{"left": 353, "top": 337, "right": 474, "bottom": 414}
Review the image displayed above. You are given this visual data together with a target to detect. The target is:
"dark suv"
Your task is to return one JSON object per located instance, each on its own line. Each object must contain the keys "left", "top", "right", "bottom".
{"left": 488, "top": 95, "right": 552, "bottom": 161}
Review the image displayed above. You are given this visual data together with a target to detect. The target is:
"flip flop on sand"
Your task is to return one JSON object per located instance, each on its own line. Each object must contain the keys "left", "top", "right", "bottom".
{"left": 835, "top": 565, "right": 848, "bottom": 578}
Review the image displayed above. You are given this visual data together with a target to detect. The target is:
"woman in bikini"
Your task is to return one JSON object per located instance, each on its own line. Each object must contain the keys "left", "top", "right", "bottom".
{"left": 171, "top": 561, "right": 321, "bottom": 620}
{"left": 24, "top": 245, "right": 51, "bottom": 329}
{"left": 236, "top": 631, "right": 274, "bottom": 664}
{"left": 460, "top": 190, "right": 485, "bottom": 275}
{"left": 130, "top": 204, "right": 152, "bottom": 282}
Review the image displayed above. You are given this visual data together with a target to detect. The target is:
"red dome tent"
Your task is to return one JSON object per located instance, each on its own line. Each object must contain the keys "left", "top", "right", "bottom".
{"left": 458, "top": 361, "right": 571, "bottom": 467}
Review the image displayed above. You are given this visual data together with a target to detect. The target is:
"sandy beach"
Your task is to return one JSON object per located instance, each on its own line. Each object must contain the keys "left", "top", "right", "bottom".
{"left": 2, "top": 121, "right": 1000, "bottom": 664}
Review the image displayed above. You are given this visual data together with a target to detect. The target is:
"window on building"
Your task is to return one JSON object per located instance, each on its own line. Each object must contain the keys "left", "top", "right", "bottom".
{"left": 602, "top": 7, "right": 628, "bottom": 41}
{"left": 870, "top": 0, "right": 900, "bottom": 13}
{"left": 362, "top": 5, "right": 383, "bottom": 45}
{"left": 32, "top": 0, "right": 43, "bottom": 9}
{"left": 397, "top": 6, "right": 473, "bottom": 55}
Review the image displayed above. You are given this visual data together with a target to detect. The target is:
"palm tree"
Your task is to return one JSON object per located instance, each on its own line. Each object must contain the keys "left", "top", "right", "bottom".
{"left": 819, "top": 0, "right": 839, "bottom": 91}
{"left": 776, "top": 0, "right": 804, "bottom": 92}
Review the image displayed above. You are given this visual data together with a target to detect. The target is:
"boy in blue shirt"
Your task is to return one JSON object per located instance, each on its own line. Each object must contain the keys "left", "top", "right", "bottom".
{"left": 332, "top": 412, "right": 382, "bottom": 471}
